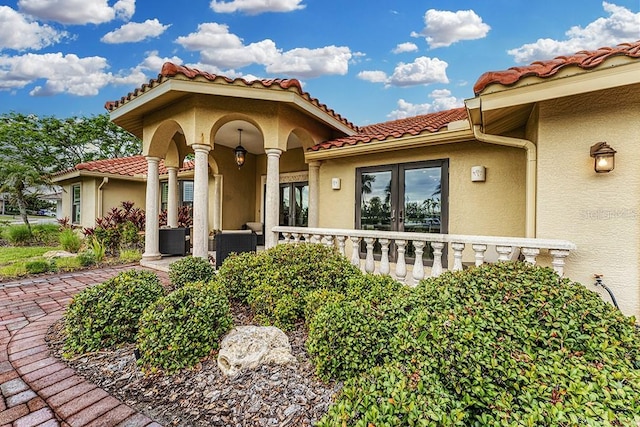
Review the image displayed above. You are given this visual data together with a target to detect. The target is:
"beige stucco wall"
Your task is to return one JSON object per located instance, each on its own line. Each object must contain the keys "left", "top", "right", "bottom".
{"left": 100, "top": 179, "right": 146, "bottom": 218}
{"left": 317, "top": 140, "right": 527, "bottom": 246}
{"left": 536, "top": 84, "right": 640, "bottom": 318}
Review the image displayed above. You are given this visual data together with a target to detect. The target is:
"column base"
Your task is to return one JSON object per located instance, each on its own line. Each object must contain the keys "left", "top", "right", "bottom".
{"left": 141, "top": 252, "right": 162, "bottom": 261}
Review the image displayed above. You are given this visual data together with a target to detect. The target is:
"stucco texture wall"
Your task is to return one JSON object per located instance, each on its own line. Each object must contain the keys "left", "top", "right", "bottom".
{"left": 101, "top": 179, "right": 146, "bottom": 219}
{"left": 536, "top": 84, "right": 640, "bottom": 318}
{"left": 317, "top": 140, "right": 527, "bottom": 242}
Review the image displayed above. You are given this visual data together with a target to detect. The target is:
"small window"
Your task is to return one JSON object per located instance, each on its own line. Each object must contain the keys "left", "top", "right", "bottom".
{"left": 72, "top": 184, "right": 81, "bottom": 224}
{"left": 160, "top": 182, "right": 169, "bottom": 212}
{"left": 181, "top": 181, "right": 194, "bottom": 208}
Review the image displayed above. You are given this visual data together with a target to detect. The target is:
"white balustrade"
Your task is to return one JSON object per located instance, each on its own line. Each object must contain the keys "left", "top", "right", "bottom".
{"left": 274, "top": 226, "right": 576, "bottom": 285}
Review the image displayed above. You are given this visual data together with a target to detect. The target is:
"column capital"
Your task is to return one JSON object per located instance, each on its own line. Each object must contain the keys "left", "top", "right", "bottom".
{"left": 145, "top": 156, "right": 161, "bottom": 163}
{"left": 265, "top": 148, "right": 282, "bottom": 158}
{"left": 308, "top": 160, "right": 321, "bottom": 169}
{"left": 191, "top": 144, "right": 212, "bottom": 154}
{"left": 165, "top": 165, "right": 178, "bottom": 171}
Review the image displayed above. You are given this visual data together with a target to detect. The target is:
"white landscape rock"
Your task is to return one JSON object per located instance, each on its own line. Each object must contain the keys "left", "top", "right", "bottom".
{"left": 42, "top": 250, "right": 76, "bottom": 258}
{"left": 217, "top": 325, "right": 297, "bottom": 377}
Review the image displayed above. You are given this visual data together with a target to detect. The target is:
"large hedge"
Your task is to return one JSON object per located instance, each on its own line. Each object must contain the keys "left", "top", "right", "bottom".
{"left": 63, "top": 269, "right": 164, "bottom": 355}
{"left": 312, "top": 262, "right": 640, "bottom": 426}
{"left": 217, "top": 243, "right": 361, "bottom": 329}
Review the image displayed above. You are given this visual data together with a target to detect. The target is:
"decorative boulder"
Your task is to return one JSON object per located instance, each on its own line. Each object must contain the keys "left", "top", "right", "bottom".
{"left": 217, "top": 325, "right": 297, "bottom": 377}
{"left": 42, "top": 250, "right": 76, "bottom": 259}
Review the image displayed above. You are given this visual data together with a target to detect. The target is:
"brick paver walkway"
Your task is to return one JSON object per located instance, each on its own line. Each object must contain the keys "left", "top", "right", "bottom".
{"left": 0, "top": 266, "right": 169, "bottom": 427}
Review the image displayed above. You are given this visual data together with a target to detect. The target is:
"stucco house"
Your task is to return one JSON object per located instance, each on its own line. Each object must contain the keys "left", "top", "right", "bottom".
{"left": 59, "top": 41, "right": 640, "bottom": 318}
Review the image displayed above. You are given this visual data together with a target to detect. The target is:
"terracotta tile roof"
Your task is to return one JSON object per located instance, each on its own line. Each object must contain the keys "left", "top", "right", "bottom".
{"left": 105, "top": 62, "right": 358, "bottom": 131}
{"left": 474, "top": 40, "right": 640, "bottom": 95}
{"left": 308, "top": 107, "right": 467, "bottom": 152}
{"left": 53, "top": 156, "right": 194, "bottom": 178}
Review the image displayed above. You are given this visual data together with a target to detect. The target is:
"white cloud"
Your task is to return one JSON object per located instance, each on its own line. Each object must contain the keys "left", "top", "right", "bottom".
{"left": 266, "top": 45, "right": 351, "bottom": 78}
{"left": 0, "top": 6, "right": 67, "bottom": 51}
{"left": 17, "top": 0, "right": 135, "bottom": 25}
{"left": 176, "top": 22, "right": 353, "bottom": 78}
{"left": 210, "top": 0, "right": 305, "bottom": 14}
{"left": 387, "top": 89, "right": 464, "bottom": 119}
{"left": 392, "top": 42, "right": 418, "bottom": 54}
{"left": 357, "top": 70, "right": 387, "bottom": 83}
{"left": 101, "top": 19, "right": 170, "bottom": 44}
{"left": 508, "top": 2, "right": 640, "bottom": 63}
{"left": 388, "top": 56, "right": 449, "bottom": 87}
{"left": 0, "top": 51, "right": 160, "bottom": 96}
{"left": 412, "top": 8, "right": 490, "bottom": 48}
{"left": 137, "top": 51, "right": 183, "bottom": 72}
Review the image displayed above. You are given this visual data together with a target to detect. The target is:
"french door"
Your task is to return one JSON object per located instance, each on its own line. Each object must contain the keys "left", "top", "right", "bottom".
{"left": 279, "top": 182, "right": 309, "bottom": 227}
{"left": 356, "top": 160, "right": 448, "bottom": 261}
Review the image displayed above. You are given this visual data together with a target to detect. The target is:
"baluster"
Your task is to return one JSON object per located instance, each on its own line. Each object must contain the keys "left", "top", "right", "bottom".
{"left": 496, "top": 246, "right": 513, "bottom": 262}
{"left": 431, "top": 242, "right": 445, "bottom": 277}
{"left": 324, "top": 235, "right": 334, "bottom": 247}
{"left": 521, "top": 247, "right": 540, "bottom": 264}
{"left": 281, "top": 232, "right": 291, "bottom": 244}
{"left": 364, "top": 237, "right": 376, "bottom": 274}
{"left": 379, "top": 238, "right": 390, "bottom": 276}
{"left": 549, "top": 249, "right": 570, "bottom": 276}
{"left": 395, "top": 240, "right": 407, "bottom": 283}
{"left": 451, "top": 242, "right": 465, "bottom": 271}
{"left": 412, "top": 240, "right": 426, "bottom": 285}
{"left": 302, "top": 233, "right": 310, "bottom": 243}
{"left": 292, "top": 233, "right": 300, "bottom": 244}
{"left": 472, "top": 244, "right": 487, "bottom": 266}
{"left": 312, "top": 234, "right": 322, "bottom": 244}
{"left": 336, "top": 236, "right": 347, "bottom": 256}
{"left": 350, "top": 237, "right": 362, "bottom": 268}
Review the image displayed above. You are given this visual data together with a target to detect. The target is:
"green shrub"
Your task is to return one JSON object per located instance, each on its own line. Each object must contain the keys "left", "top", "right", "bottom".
{"left": 59, "top": 228, "right": 82, "bottom": 253}
{"left": 89, "top": 238, "right": 106, "bottom": 263}
{"left": 54, "top": 256, "right": 82, "bottom": 271}
{"left": 119, "top": 248, "right": 142, "bottom": 263}
{"left": 4, "top": 225, "right": 32, "bottom": 245}
{"left": 315, "top": 262, "right": 640, "bottom": 426}
{"left": 318, "top": 362, "right": 468, "bottom": 427}
{"left": 218, "top": 243, "right": 361, "bottom": 330}
{"left": 136, "top": 281, "right": 232, "bottom": 373}
{"left": 345, "top": 273, "right": 409, "bottom": 305}
{"left": 76, "top": 251, "right": 95, "bottom": 267}
{"left": 63, "top": 269, "right": 164, "bottom": 355}
{"left": 25, "top": 259, "right": 54, "bottom": 274}
{"left": 168, "top": 256, "right": 215, "bottom": 291}
{"left": 31, "top": 224, "right": 60, "bottom": 245}
{"left": 303, "top": 288, "right": 345, "bottom": 321}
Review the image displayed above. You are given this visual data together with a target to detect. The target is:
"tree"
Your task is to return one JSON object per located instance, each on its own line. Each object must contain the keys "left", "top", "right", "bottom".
{"left": 0, "top": 112, "right": 141, "bottom": 229}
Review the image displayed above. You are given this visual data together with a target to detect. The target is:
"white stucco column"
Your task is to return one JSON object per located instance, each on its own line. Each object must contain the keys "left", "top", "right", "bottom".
{"left": 265, "top": 148, "right": 282, "bottom": 248}
{"left": 308, "top": 161, "right": 320, "bottom": 228}
{"left": 212, "top": 174, "right": 222, "bottom": 232}
{"left": 166, "top": 166, "right": 179, "bottom": 228}
{"left": 143, "top": 156, "right": 161, "bottom": 260}
{"left": 192, "top": 144, "right": 211, "bottom": 259}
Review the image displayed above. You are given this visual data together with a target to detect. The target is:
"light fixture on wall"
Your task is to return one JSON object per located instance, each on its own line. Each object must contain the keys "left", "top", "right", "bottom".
{"left": 234, "top": 128, "right": 247, "bottom": 169}
{"left": 590, "top": 142, "right": 616, "bottom": 173}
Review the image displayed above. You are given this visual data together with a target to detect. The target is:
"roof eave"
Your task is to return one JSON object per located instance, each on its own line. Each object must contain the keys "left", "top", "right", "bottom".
{"left": 305, "top": 126, "right": 474, "bottom": 161}
{"left": 109, "top": 78, "right": 357, "bottom": 138}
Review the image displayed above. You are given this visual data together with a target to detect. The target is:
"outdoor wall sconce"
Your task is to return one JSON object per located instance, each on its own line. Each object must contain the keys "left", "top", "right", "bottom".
{"left": 234, "top": 128, "right": 247, "bottom": 169}
{"left": 590, "top": 142, "right": 616, "bottom": 173}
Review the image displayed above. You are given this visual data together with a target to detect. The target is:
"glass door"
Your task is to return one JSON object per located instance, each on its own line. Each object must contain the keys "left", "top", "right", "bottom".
{"left": 279, "top": 182, "right": 309, "bottom": 227}
{"left": 357, "top": 160, "right": 448, "bottom": 262}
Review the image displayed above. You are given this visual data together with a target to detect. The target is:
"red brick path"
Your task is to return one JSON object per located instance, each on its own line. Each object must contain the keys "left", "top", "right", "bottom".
{"left": 1, "top": 266, "right": 169, "bottom": 427}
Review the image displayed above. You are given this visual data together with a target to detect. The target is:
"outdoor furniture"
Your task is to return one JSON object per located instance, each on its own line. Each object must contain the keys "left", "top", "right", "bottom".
{"left": 215, "top": 230, "right": 257, "bottom": 267}
{"left": 243, "top": 222, "right": 264, "bottom": 246}
{"left": 159, "top": 227, "right": 190, "bottom": 256}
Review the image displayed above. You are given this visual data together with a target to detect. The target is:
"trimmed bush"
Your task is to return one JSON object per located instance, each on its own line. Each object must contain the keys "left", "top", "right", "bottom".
{"left": 76, "top": 251, "right": 95, "bottom": 267}
{"left": 313, "top": 262, "right": 640, "bottom": 426}
{"left": 217, "top": 243, "right": 361, "bottom": 330}
{"left": 303, "top": 288, "right": 345, "bottom": 321}
{"left": 136, "top": 281, "right": 232, "bottom": 373}
{"left": 63, "top": 269, "right": 164, "bottom": 355}
{"left": 25, "top": 259, "right": 53, "bottom": 274}
{"left": 59, "top": 228, "right": 82, "bottom": 253}
{"left": 168, "top": 256, "right": 216, "bottom": 291}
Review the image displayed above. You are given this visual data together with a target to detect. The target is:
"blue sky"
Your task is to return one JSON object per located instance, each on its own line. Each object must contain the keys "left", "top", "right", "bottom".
{"left": 0, "top": 0, "right": 639, "bottom": 126}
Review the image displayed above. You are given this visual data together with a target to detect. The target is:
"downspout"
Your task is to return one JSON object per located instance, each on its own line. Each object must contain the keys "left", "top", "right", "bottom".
{"left": 98, "top": 177, "right": 109, "bottom": 218}
{"left": 472, "top": 125, "right": 536, "bottom": 238}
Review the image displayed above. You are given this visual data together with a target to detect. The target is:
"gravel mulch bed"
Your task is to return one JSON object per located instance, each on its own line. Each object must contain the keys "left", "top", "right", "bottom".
{"left": 46, "top": 303, "right": 341, "bottom": 426}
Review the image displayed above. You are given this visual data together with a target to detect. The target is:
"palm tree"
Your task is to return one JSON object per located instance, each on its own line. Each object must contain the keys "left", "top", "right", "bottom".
{"left": 0, "top": 162, "right": 50, "bottom": 233}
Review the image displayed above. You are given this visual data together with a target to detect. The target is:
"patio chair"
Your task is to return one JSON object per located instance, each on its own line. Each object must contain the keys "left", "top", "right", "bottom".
{"left": 215, "top": 230, "right": 257, "bottom": 268}
{"left": 242, "top": 221, "right": 264, "bottom": 246}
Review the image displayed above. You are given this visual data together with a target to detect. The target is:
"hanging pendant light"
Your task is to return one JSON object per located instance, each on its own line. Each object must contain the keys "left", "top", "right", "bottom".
{"left": 234, "top": 128, "right": 247, "bottom": 168}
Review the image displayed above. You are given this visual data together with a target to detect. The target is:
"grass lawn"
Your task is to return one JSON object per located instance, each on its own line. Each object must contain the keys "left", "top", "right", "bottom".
{"left": 0, "top": 246, "right": 60, "bottom": 265}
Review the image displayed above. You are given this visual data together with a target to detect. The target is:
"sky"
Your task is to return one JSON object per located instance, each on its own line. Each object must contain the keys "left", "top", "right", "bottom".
{"left": 0, "top": 0, "right": 639, "bottom": 126}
